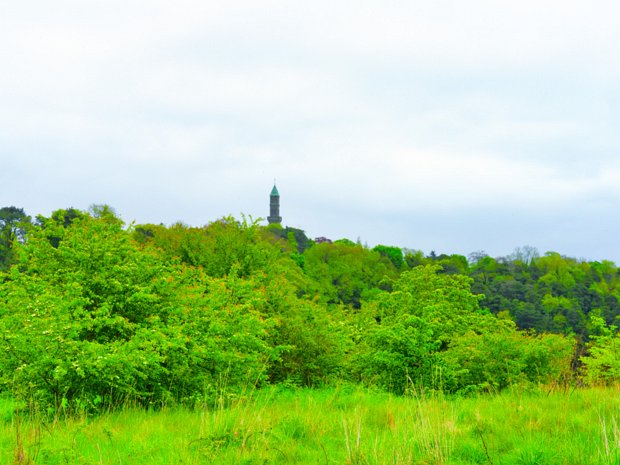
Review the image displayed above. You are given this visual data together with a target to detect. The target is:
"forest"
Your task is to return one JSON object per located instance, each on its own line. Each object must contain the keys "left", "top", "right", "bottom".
{"left": 1, "top": 204, "right": 619, "bottom": 413}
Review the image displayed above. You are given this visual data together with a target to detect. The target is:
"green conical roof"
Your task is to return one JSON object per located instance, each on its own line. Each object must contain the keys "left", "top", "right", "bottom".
{"left": 270, "top": 185, "right": 279, "bottom": 196}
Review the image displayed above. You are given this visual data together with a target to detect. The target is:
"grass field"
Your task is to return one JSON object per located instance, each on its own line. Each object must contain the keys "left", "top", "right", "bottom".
{"left": 1, "top": 385, "right": 619, "bottom": 465}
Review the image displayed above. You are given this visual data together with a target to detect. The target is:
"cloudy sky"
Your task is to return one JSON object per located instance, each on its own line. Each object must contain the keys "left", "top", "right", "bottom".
{"left": 1, "top": 1, "right": 619, "bottom": 262}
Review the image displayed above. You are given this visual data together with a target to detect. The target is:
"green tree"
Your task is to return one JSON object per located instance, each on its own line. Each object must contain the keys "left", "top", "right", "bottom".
{"left": 372, "top": 245, "right": 404, "bottom": 269}
{"left": 268, "top": 226, "right": 311, "bottom": 253}
{"left": 0, "top": 210, "right": 275, "bottom": 409}
{"left": 0, "top": 207, "right": 31, "bottom": 270}
{"left": 581, "top": 316, "right": 620, "bottom": 385}
{"left": 134, "top": 216, "right": 281, "bottom": 279}
{"left": 403, "top": 249, "right": 428, "bottom": 268}
{"left": 356, "top": 265, "right": 486, "bottom": 393}
{"left": 303, "top": 241, "right": 397, "bottom": 309}
{"left": 355, "top": 265, "right": 573, "bottom": 393}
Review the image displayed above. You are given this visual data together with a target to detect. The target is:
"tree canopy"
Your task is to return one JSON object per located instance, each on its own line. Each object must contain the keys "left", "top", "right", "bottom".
{"left": 0, "top": 206, "right": 618, "bottom": 411}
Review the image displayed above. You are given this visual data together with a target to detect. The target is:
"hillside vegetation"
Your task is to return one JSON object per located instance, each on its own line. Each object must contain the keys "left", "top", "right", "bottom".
{"left": 1, "top": 206, "right": 620, "bottom": 411}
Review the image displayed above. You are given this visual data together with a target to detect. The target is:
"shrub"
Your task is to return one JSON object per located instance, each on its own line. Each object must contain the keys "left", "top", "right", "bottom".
{"left": 0, "top": 213, "right": 274, "bottom": 410}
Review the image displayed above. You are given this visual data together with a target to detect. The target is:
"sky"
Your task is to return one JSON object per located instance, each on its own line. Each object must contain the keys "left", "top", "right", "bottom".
{"left": 1, "top": 1, "right": 619, "bottom": 262}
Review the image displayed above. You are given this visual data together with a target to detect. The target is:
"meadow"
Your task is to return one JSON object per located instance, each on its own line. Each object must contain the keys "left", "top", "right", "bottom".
{"left": 3, "top": 210, "right": 620, "bottom": 464}
{"left": 2, "top": 385, "right": 619, "bottom": 465}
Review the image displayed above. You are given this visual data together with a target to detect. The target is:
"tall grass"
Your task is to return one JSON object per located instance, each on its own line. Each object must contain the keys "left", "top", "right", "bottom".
{"left": 2, "top": 385, "right": 620, "bottom": 464}
{"left": 600, "top": 415, "right": 620, "bottom": 465}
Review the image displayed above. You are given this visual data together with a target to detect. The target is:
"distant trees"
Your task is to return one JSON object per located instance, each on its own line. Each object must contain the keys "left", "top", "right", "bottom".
{"left": 464, "top": 250, "right": 620, "bottom": 338}
{"left": 372, "top": 245, "right": 404, "bottom": 269}
{"left": 268, "top": 225, "right": 311, "bottom": 253}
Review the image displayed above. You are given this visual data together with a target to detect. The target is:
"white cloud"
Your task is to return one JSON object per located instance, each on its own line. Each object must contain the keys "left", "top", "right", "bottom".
{"left": 1, "top": 0, "right": 619, "bottom": 261}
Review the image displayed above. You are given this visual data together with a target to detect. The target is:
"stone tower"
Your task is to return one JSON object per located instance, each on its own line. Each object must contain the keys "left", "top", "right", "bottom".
{"left": 267, "top": 184, "right": 282, "bottom": 225}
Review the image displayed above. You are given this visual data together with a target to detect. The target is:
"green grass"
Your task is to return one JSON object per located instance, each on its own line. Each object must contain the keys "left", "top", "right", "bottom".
{"left": 2, "top": 385, "right": 620, "bottom": 464}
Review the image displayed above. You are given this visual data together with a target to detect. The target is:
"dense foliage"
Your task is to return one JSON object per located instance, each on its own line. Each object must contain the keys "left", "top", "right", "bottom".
{"left": 0, "top": 206, "right": 619, "bottom": 411}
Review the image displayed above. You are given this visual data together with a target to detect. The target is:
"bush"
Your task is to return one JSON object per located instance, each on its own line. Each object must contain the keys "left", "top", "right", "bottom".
{"left": 581, "top": 317, "right": 620, "bottom": 385}
{"left": 354, "top": 265, "right": 574, "bottom": 394}
{"left": 0, "top": 213, "right": 274, "bottom": 410}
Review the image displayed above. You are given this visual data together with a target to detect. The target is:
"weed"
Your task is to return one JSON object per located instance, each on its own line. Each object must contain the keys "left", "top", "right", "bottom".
{"left": 600, "top": 415, "right": 620, "bottom": 465}
{"left": 343, "top": 410, "right": 370, "bottom": 465}
{"left": 408, "top": 388, "right": 455, "bottom": 465}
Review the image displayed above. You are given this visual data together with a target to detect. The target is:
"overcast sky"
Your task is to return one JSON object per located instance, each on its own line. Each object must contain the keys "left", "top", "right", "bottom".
{"left": 1, "top": 1, "right": 619, "bottom": 262}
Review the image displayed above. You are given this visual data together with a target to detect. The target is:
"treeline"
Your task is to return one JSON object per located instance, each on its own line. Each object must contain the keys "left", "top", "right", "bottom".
{"left": 403, "top": 248, "right": 620, "bottom": 339}
{"left": 0, "top": 206, "right": 619, "bottom": 411}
